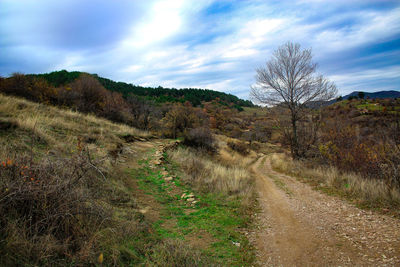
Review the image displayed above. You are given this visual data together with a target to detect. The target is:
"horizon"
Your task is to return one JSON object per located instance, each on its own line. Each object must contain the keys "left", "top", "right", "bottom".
{"left": 1, "top": 0, "right": 399, "bottom": 100}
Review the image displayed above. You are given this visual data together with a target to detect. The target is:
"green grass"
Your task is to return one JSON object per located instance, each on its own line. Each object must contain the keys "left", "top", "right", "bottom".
{"left": 241, "top": 106, "right": 266, "bottom": 116}
{"left": 355, "top": 102, "right": 384, "bottom": 111}
{"left": 126, "top": 151, "right": 255, "bottom": 266}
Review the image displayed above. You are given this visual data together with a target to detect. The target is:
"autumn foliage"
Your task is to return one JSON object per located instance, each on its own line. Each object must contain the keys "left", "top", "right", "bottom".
{"left": 318, "top": 101, "right": 400, "bottom": 187}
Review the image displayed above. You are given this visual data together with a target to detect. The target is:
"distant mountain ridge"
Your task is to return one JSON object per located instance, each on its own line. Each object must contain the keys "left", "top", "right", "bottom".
{"left": 306, "top": 90, "right": 400, "bottom": 108}
{"left": 343, "top": 90, "right": 400, "bottom": 100}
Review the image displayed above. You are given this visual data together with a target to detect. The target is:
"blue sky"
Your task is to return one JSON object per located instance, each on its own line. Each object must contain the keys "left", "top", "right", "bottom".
{"left": 1, "top": 0, "right": 399, "bottom": 99}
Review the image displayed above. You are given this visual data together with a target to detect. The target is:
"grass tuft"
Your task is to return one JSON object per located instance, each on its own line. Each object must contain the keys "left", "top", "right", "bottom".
{"left": 169, "top": 147, "right": 254, "bottom": 205}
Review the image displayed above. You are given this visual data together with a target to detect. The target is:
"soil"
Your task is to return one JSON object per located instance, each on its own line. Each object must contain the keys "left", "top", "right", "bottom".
{"left": 250, "top": 155, "right": 400, "bottom": 266}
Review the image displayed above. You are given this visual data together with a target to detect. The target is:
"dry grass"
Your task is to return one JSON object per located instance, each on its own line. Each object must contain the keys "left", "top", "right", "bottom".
{"left": 270, "top": 153, "right": 400, "bottom": 208}
{"left": 0, "top": 94, "right": 154, "bottom": 265}
{"left": 144, "top": 239, "right": 211, "bottom": 267}
{"left": 0, "top": 153, "right": 113, "bottom": 266}
{"left": 0, "top": 93, "right": 149, "bottom": 158}
{"left": 169, "top": 146, "right": 254, "bottom": 205}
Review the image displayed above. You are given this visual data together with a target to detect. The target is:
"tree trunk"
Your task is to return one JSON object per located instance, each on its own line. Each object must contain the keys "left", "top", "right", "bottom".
{"left": 291, "top": 114, "right": 299, "bottom": 159}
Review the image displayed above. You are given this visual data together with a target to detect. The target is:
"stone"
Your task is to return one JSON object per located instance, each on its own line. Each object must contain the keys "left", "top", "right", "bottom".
{"left": 232, "top": 241, "right": 240, "bottom": 247}
{"left": 164, "top": 177, "right": 173, "bottom": 182}
{"left": 139, "top": 207, "right": 149, "bottom": 214}
{"left": 186, "top": 198, "right": 195, "bottom": 202}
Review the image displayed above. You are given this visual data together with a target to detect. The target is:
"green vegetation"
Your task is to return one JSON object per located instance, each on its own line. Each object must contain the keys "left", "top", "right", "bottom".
{"left": 126, "top": 149, "right": 255, "bottom": 265}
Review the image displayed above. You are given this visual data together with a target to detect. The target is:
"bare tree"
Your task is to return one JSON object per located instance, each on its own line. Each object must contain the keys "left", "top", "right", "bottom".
{"left": 251, "top": 42, "right": 337, "bottom": 158}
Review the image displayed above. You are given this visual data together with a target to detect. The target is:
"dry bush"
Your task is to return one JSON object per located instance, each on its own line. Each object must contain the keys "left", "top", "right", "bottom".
{"left": 227, "top": 140, "right": 249, "bottom": 155}
{"left": 0, "top": 152, "right": 111, "bottom": 265}
{"left": 145, "top": 239, "right": 212, "bottom": 267}
{"left": 270, "top": 153, "right": 400, "bottom": 207}
{"left": 102, "top": 91, "right": 131, "bottom": 123}
{"left": 169, "top": 147, "right": 254, "bottom": 204}
{"left": 161, "top": 102, "right": 203, "bottom": 138}
{"left": 183, "top": 127, "right": 217, "bottom": 153}
{"left": 318, "top": 125, "right": 400, "bottom": 187}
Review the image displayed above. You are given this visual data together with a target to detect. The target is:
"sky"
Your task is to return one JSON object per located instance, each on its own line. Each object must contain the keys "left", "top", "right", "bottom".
{"left": 1, "top": 0, "right": 399, "bottom": 100}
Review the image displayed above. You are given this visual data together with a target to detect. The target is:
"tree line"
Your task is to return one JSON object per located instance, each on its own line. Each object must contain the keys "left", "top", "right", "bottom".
{"left": 28, "top": 70, "right": 253, "bottom": 110}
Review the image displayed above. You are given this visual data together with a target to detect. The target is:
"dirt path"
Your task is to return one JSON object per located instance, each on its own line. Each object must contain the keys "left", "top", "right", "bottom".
{"left": 250, "top": 155, "right": 400, "bottom": 266}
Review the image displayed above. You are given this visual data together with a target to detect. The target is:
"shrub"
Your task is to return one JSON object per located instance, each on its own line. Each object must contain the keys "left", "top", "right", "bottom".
{"left": 0, "top": 153, "right": 110, "bottom": 265}
{"left": 227, "top": 140, "right": 249, "bottom": 155}
{"left": 183, "top": 127, "right": 217, "bottom": 153}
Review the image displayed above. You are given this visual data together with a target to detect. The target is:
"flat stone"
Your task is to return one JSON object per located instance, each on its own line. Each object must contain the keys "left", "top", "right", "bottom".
{"left": 232, "top": 241, "right": 240, "bottom": 247}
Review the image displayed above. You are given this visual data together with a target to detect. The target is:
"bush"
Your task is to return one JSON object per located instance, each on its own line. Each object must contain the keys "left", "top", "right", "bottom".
{"left": 0, "top": 153, "right": 110, "bottom": 265}
{"left": 227, "top": 140, "right": 249, "bottom": 155}
{"left": 183, "top": 127, "right": 217, "bottom": 153}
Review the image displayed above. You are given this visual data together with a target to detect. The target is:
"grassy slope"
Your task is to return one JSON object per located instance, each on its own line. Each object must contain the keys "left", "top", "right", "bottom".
{"left": 0, "top": 93, "right": 149, "bottom": 159}
{"left": 0, "top": 93, "right": 256, "bottom": 266}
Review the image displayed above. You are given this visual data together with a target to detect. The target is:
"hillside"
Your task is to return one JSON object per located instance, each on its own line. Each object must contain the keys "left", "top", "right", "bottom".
{"left": 28, "top": 70, "right": 254, "bottom": 109}
{"left": 1, "top": 93, "right": 400, "bottom": 266}
{"left": 0, "top": 93, "right": 256, "bottom": 266}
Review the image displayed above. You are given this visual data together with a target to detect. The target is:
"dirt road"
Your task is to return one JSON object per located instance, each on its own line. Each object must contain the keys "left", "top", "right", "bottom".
{"left": 250, "top": 155, "right": 400, "bottom": 266}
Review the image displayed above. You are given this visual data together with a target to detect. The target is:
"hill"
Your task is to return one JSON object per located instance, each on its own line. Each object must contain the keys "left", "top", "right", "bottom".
{"left": 0, "top": 93, "right": 256, "bottom": 266}
{"left": 307, "top": 90, "right": 400, "bottom": 107}
{"left": 342, "top": 90, "right": 400, "bottom": 100}
{"left": 28, "top": 70, "right": 253, "bottom": 109}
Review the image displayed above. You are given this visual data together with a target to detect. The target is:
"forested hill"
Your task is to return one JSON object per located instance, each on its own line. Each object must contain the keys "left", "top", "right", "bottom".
{"left": 29, "top": 70, "right": 253, "bottom": 108}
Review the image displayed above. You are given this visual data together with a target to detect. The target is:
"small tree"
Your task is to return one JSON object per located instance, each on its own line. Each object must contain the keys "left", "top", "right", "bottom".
{"left": 251, "top": 42, "right": 337, "bottom": 158}
{"left": 358, "top": 91, "right": 365, "bottom": 99}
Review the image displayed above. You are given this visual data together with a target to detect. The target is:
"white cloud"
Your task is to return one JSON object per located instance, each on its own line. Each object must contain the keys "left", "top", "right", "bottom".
{"left": 120, "top": 0, "right": 184, "bottom": 48}
{"left": 328, "top": 66, "right": 400, "bottom": 94}
{"left": 1, "top": 0, "right": 399, "bottom": 99}
{"left": 313, "top": 8, "right": 400, "bottom": 52}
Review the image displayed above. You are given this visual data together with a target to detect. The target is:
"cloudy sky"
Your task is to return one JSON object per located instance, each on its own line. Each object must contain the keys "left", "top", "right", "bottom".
{"left": 1, "top": 0, "right": 399, "bottom": 99}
